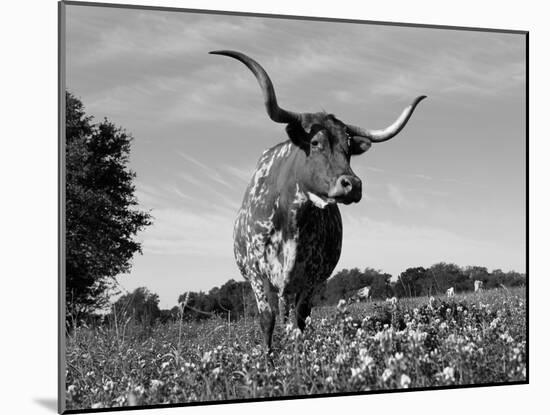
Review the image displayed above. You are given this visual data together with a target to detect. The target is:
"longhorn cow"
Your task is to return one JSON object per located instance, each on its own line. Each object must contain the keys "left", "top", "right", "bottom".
{"left": 474, "top": 280, "right": 484, "bottom": 292}
{"left": 447, "top": 287, "right": 455, "bottom": 298}
{"left": 353, "top": 286, "right": 371, "bottom": 302}
{"left": 210, "top": 50, "right": 426, "bottom": 350}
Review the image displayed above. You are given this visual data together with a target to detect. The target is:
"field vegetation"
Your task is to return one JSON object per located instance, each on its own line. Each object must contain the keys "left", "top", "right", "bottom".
{"left": 66, "top": 287, "right": 526, "bottom": 410}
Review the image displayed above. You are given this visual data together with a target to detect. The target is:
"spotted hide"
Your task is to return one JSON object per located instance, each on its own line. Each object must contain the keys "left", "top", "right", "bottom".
{"left": 234, "top": 141, "right": 343, "bottom": 347}
{"left": 210, "top": 50, "right": 426, "bottom": 350}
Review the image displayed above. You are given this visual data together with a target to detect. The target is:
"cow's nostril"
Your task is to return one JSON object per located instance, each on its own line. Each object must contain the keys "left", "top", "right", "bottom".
{"left": 341, "top": 177, "right": 352, "bottom": 190}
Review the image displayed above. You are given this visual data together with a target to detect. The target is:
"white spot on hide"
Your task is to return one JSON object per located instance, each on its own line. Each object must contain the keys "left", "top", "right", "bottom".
{"left": 308, "top": 192, "right": 329, "bottom": 209}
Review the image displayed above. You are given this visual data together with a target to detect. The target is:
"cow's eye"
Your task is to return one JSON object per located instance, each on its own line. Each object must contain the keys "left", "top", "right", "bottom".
{"left": 311, "top": 139, "right": 322, "bottom": 149}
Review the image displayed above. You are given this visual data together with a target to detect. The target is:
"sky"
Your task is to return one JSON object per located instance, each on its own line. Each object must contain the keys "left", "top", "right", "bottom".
{"left": 65, "top": 4, "right": 526, "bottom": 308}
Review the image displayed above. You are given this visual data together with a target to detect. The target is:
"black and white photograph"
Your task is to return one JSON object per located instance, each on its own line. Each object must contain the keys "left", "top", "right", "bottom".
{"left": 59, "top": 1, "right": 527, "bottom": 413}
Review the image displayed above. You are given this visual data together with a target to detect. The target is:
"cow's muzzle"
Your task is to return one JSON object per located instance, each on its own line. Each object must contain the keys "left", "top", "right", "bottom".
{"left": 328, "top": 175, "right": 362, "bottom": 204}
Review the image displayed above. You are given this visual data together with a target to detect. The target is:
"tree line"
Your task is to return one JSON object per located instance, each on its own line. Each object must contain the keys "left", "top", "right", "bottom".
{"left": 100, "top": 263, "right": 525, "bottom": 327}
{"left": 317, "top": 263, "right": 525, "bottom": 306}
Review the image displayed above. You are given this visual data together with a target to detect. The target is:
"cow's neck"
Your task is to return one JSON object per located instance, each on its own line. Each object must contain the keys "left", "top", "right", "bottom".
{"left": 269, "top": 142, "right": 326, "bottom": 238}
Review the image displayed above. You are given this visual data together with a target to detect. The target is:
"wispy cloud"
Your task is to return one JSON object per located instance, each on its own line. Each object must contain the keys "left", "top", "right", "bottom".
{"left": 412, "top": 173, "right": 433, "bottom": 180}
{"left": 222, "top": 164, "right": 254, "bottom": 184}
{"left": 140, "top": 207, "right": 235, "bottom": 257}
{"left": 387, "top": 183, "right": 425, "bottom": 209}
{"left": 177, "top": 151, "right": 234, "bottom": 188}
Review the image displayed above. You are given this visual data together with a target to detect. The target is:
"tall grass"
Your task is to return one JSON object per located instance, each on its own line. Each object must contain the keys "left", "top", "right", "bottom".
{"left": 65, "top": 287, "right": 526, "bottom": 410}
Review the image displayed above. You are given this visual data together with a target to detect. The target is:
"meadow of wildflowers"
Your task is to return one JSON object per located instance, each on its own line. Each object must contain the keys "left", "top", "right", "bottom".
{"left": 65, "top": 287, "right": 526, "bottom": 410}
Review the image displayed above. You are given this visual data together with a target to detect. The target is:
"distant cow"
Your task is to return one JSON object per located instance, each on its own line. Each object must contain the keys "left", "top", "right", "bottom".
{"left": 212, "top": 50, "right": 426, "bottom": 350}
{"left": 386, "top": 297, "right": 398, "bottom": 306}
{"left": 354, "top": 286, "right": 371, "bottom": 302}
{"left": 474, "top": 280, "right": 484, "bottom": 292}
{"left": 446, "top": 287, "right": 455, "bottom": 298}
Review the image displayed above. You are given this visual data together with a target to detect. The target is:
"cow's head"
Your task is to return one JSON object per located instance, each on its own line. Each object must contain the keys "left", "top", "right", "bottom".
{"left": 210, "top": 50, "right": 426, "bottom": 206}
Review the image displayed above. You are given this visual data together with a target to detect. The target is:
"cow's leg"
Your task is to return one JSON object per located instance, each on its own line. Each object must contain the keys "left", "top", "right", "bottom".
{"left": 278, "top": 295, "right": 290, "bottom": 325}
{"left": 250, "top": 281, "right": 276, "bottom": 351}
{"left": 295, "top": 292, "right": 313, "bottom": 332}
{"left": 259, "top": 303, "right": 276, "bottom": 351}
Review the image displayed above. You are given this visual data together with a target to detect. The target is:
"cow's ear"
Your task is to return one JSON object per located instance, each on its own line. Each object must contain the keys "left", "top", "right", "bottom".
{"left": 350, "top": 136, "right": 372, "bottom": 155}
{"left": 285, "top": 122, "right": 309, "bottom": 148}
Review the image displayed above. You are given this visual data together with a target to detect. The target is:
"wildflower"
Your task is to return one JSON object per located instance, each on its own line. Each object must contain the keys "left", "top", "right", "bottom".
{"left": 335, "top": 352, "right": 348, "bottom": 364}
{"left": 285, "top": 322, "right": 294, "bottom": 335}
{"left": 400, "top": 374, "right": 411, "bottom": 388}
{"left": 305, "top": 316, "right": 312, "bottom": 327}
{"left": 409, "top": 330, "right": 427, "bottom": 346}
{"left": 337, "top": 299, "right": 347, "bottom": 313}
{"left": 382, "top": 368, "right": 393, "bottom": 382}
{"left": 375, "top": 327, "right": 394, "bottom": 352}
{"left": 357, "top": 349, "right": 375, "bottom": 372}
{"left": 103, "top": 380, "right": 114, "bottom": 392}
{"left": 161, "top": 361, "right": 170, "bottom": 370}
{"left": 290, "top": 327, "right": 302, "bottom": 340}
{"left": 212, "top": 367, "right": 221, "bottom": 377}
{"left": 114, "top": 395, "right": 126, "bottom": 405}
{"left": 462, "top": 343, "right": 475, "bottom": 354}
{"left": 67, "top": 385, "right": 77, "bottom": 395}
{"left": 85, "top": 371, "right": 95, "bottom": 378}
{"left": 202, "top": 351, "right": 212, "bottom": 363}
{"left": 326, "top": 376, "right": 334, "bottom": 384}
{"left": 150, "top": 379, "right": 163, "bottom": 391}
{"left": 134, "top": 385, "right": 145, "bottom": 396}
{"left": 442, "top": 367, "right": 455, "bottom": 382}
{"left": 351, "top": 367, "right": 362, "bottom": 379}
{"left": 358, "top": 348, "right": 371, "bottom": 361}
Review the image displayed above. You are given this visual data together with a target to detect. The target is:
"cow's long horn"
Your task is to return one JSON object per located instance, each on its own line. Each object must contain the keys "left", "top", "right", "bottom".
{"left": 209, "top": 50, "right": 300, "bottom": 124}
{"left": 346, "top": 95, "right": 427, "bottom": 143}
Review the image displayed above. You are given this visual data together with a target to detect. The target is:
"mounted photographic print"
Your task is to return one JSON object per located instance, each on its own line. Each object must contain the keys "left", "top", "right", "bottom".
{"left": 59, "top": 1, "right": 528, "bottom": 413}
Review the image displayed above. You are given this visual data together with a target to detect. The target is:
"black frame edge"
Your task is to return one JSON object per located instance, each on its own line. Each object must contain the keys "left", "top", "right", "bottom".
{"left": 59, "top": 1, "right": 67, "bottom": 413}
